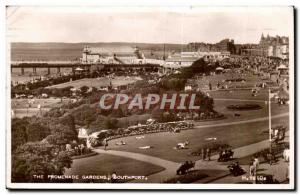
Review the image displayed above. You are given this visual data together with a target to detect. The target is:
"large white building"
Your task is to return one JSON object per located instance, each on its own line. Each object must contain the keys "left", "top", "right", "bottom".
{"left": 260, "top": 34, "right": 289, "bottom": 59}
{"left": 165, "top": 56, "right": 199, "bottom": 68}
{"left": 81, "top": 46, "right": 230, "bottom": 68}
{"left": 268, "top": 45, "right": 289, "bottom": 59}
{"left": 81, "top": 46, "right": 141, "bottom": 64}
{"left": 163, "top": 51, "right": 230, "bottom": 69}
{"left": 179, "top": 51, "right": 229, "bottom": 61}
{"left": 81, "top": 46, "right": 167, "bottom": 65}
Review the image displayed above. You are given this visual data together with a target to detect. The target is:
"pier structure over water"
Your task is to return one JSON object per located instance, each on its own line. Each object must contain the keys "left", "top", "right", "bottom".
{"left": 11, "top": 61, "right": 160, "bottom": 75}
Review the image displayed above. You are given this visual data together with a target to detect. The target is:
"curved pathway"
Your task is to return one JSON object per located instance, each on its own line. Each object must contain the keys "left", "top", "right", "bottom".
{"left": 92, "top": 112, "right": 289, "bottom": 183}
{"left": 214, "top": 98, "right": 267, "bottom": 102}
{"left": 194, "top": 112, "right": 288, "bottom": 129}
{"left": 93, "top": 138, "right": 279, "bottom": 183}
{"left": 93, "top": 148, "right": 179, "bottom": 169}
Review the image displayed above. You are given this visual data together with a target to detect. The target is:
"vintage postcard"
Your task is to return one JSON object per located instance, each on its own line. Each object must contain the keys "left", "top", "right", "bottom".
{"left": 6, "top": 6, "right": 294, "bottom": 190}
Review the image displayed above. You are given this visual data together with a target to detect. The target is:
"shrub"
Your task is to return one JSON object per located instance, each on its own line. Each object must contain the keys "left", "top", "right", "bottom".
{"left": 164, "top": 170, "right": 208, "bottom": 183}
{"left": 227, "top": 104, "right": 262, "bottom": 110}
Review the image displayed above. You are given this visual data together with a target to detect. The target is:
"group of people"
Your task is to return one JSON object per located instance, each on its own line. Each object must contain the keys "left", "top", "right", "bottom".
{"left": 218, "top": 149, "right": 234, "bottom": 162}
{"left": 228, "top": 161, "right": 245, "bottom": 176}
{"left": 66, "top": 142, "right": 91, "bottom": 156}
{"left": 176, "top": 161, "right": 195, "bottom": 175}
{"left": 271, "top": 127, "right": 286, "bottom": 144}
{"left": 200, "top": 148, "right": 211, "bottom": 161}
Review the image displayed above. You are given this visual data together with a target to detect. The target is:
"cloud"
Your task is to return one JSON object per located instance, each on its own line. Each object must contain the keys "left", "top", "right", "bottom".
{"left": 7, "top": 6, "right": 293, "bottom": 44}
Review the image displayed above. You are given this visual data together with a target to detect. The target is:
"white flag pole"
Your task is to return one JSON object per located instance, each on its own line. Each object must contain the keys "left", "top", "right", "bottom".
{"left": 269, "top": 88, "right": 272, "bottom": 153}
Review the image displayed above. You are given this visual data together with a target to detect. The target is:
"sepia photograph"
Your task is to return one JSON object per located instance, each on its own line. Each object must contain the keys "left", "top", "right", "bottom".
{"left": 6, "top": 6, "right": 294, "bottom": 190}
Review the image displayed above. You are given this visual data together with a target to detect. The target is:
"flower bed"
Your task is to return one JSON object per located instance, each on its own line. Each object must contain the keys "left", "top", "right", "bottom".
{"left": 106, "top": 121, "right": 194, "bottom": 141}
{"left": 225, "top": 78, "right": 246, "bottom": 82}
{"left": 194, "top": 113, "right": 225, "bottom": 121}
{"left": 227, "top": 104, "right": 262, "bottom": 111}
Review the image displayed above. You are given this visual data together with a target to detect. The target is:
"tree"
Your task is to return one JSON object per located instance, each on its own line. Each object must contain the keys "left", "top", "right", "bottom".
{"left": 43, "top": 107, "right": 66, "bottom": 118}
{"left": 11, "top": 118, "right": 29, "bottom": 152}
{"left": 12, "top": 142, "right": 72, "bottom": 183}
{"left": 80, "top": 85, "right": 89, "bottom": 96}
{"left": 60, "top": 115, "right": 77, "bottom": 141}
{"left": 71, "top": 105, "right": 97, "bottom": 127}
{"left": 97, "top": 132, "right": 107, "bottom": 142}
{"left": 26, "top": 123, "right": 50, "bottom": 142}
{"left": 189, "top": 58, "right": 210, "bottom": 74}
{"left": 163, "top": 77, "right": 186, "bottom": 91}
{"left": 151, "top": 107, "right": 179, "bottom": 122}
{"left": 109, "top": 107, "right": 124, "bottom": 118}
{"left": 46, "top": 123, "right": 77, "bottom": 146}
{"left": 91, "top": 87, "right": 98, "bottom": 93}
{"left": 104, "top": 118, "right": 118, "bottom": 129}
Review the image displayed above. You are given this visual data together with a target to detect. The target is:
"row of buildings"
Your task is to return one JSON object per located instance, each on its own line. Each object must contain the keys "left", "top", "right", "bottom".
{"left": 187, "top": 35, "right": 289, "bottom": 60}
{"left": 236, "top": 34, "right": 289, "bottom": 59}
{"left": 187, "top": 39, "right": 236, "bottom": 54}
{"left": 80, "top": 34, "right": 289, "bottom": 69}
{"left": 81, "top": 45, "right": 230, "bottom": 69}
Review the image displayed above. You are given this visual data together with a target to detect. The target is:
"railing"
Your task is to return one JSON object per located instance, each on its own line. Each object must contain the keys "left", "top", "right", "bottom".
{"left": 11, "top": 60, "right": 79, "bottom": 65}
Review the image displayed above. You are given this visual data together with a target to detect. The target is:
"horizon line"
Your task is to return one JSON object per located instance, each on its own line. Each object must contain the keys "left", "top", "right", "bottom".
{"left": 10, "top": 40, "right": 264, "bottom": 45}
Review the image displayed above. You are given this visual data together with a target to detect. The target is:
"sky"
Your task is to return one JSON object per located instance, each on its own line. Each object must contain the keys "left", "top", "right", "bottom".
{"left": 6, "top": 6, "right": 294, "bottom": 44}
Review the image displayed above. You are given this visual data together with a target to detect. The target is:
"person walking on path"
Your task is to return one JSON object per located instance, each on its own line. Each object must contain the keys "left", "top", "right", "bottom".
{"left": 201, "top": 148, "right": 206, "bottom": 161}
{"left": 218, "top": 148, "right": 223, "bottom": 161}
{"left": 104, "top": 138, "right": 108, "bottom": 150}
{"left": 249, "top": 159, "right": 255, "bottom": 177}
{"left": 206, "top": 148, "right": 211, "bottom": 161}
{"left": 253, "top": 155, "right": 260, "bottom": 172}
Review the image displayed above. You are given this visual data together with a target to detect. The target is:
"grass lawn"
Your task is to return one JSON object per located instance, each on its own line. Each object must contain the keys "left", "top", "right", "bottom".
{"left": 208, "top": 99, "right": 288, "bottom": 123}
{"left": 107, "top": 116, "right": 289, "bottom": 163}
{"left": 195, "top": 71, "right": 270, "bottom": 89}
{"left": 118, "top": 114, "right": 152, "bottom": 127}
{"left": 11, "top": 98, "right": 69, "bottom": 109}
{"left": 209, "top": 88, "right": 274, "bottom": 101}
{"left": 12, "top": 108, "right": 50, "bottom": 118}
{"left": 198, "top": 71, "right": 270, "bottom": 86}
{"left": 11, "top": 98, "right": 71, "bottom": 118}
{"left": 64, "top": 153, "right": 165, "bottom": 183}
{"left": 193, "top": 89, "right": 288, "bottom": 126}
{"left": 46, "top": 76, "right": 141, "bottom": 89}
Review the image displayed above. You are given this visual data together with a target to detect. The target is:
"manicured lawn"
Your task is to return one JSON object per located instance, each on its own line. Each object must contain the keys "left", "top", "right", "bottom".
{"left": 12, "top": 98, "right": 71, "bottom": 118}
{"left": 11, "top": 98, "right": 66, "bottom": 109}
{"left": 12, "top": 108, "right": 50, "bottom": 118}
{"left": 64, "top": 153, "right": 165, "bottom": 183}
{"left": 193, "top": 89, "right": 288, "bottom": 126}
{"left": 118, "top": 114, "right": 152, "bottom": 127}
{"left": 209, "top": 88, "right": 273, "bottom": 101}
{"left": 46, "top": 76, "right": 140, "bottom": 89}
{"left": 208, "top": 99, "right": 289, "bottom": 123}
{"left": 195, "top": 71, "right": 269, "bottom": 90}
{"left": 107, "top": 116, "right": 289, "bottom": 163}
